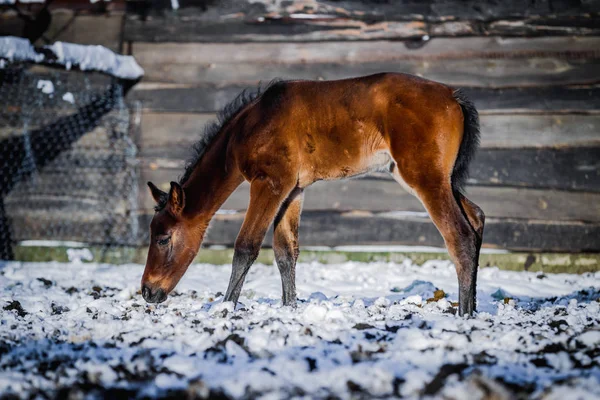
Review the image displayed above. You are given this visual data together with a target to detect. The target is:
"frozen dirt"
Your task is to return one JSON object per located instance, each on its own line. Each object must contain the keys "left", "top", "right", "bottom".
{"left": 0, "top": 260, "right": 599, "bottom": 399}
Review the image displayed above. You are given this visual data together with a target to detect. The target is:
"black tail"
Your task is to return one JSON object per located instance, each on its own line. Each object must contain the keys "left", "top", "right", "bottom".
{"left": 451, "top": 89, "right": 480, "bottom": 194}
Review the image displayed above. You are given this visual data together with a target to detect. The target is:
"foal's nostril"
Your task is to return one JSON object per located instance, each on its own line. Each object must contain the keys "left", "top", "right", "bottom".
{"left": 142, "top": 284, "right": 167, "bottom": 303}
{"left": 155, "top": 288, "right": 167, "bottom": 303}
{"left": 142, "top": 285, "right": 152, "bottom": 302}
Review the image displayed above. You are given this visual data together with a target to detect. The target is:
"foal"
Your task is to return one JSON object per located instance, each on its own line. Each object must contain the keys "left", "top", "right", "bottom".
{"left": 141, "top": 73, "right": 484, "bottom": 316}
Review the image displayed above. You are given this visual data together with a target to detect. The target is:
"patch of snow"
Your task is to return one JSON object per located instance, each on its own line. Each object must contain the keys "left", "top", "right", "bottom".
{"left": 48, "top": 41, "right": 144, "bottom": 80}
{"left": 0, "top": 260, "right": 598, "bottom": 398}
{"left": 18, "top": 240, "right": 88, "bottom": 248}
{"left": 66, "top": 248, "right": 93, "bottom": 264}
{"left": 215, "top": 209, "right": 238, "bottom": 215}
{"left": 62, "top": 92, "right": 75, "bottom": 104}
{"left": 0, "top": 36, "right": 143, "bottom": 80}
{"left": 332, "top": 245, "right": 509, "bottom": 254}
{"left": 0, "top": 37, "right": 44, "bottom": 63}
{"left": 378, "top": 210, "right": 430, "bottom": 218}
{"left": 576, "top": 330, "right": 600, "bottom": 347}
{"left": 36, "top": 79, "right": 54, "bottom": 94}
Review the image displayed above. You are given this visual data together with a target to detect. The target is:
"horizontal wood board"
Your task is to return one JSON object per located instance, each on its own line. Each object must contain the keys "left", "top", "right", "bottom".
{"left": 9, "top": 211, "right": 600, "bottom": 252}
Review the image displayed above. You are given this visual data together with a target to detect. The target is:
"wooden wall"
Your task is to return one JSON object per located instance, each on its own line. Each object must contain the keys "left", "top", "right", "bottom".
{"left": 2, "top": 0, "right": 600, "bottom": 252}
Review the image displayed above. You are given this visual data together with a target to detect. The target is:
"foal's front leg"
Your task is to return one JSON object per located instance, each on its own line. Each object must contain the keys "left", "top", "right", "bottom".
{"left": 223, "top": 178, "right": 295, "bottom": 305}
{"left": 273, "top": 188, "right": 304, "bottom": 306}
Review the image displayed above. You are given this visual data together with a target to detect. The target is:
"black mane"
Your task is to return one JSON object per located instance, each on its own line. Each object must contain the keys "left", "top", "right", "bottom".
{"left": 178, "top": 80, "right": 282, "bottom": 185}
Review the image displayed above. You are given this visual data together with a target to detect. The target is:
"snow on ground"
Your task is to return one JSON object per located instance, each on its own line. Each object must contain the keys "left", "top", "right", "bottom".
{"left": 1, "top": 260, "right": 599, "bottom": 399}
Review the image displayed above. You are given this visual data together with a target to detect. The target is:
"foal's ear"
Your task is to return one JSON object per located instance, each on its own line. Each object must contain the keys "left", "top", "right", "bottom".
{"left": 147, "top": 181, "right": 167, "bottom": 205}
{"left": 168, "top": 181, "right": 185, "bottom": 215}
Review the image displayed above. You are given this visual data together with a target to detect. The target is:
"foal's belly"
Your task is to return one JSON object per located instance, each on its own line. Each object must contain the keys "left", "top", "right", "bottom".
{"left": 298, "top": 150, "right": 393, "bottom": 187}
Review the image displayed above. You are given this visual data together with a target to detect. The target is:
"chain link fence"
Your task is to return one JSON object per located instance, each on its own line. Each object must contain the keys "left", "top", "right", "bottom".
{"left": 0, "top": 62, "right": 139, "bottom": 261}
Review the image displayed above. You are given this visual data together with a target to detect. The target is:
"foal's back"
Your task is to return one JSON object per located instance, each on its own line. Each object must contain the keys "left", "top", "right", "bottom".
{"left": 229, "top": 73, "right": 463, "bottom": 188}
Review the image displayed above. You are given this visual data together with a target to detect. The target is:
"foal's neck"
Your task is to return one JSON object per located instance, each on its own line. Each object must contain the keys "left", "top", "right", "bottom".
{"left": 182, "top": 130, "right": 243, "bottom": 224}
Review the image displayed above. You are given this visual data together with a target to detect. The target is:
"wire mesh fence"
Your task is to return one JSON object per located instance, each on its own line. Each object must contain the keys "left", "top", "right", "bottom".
{"left": 0, "top": 63, "right": 139, "bottom": 261}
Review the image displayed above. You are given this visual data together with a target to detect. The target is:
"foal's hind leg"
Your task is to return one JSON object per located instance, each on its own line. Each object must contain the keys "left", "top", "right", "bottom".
{"left": 418, "top": 185, "right": 479, "bottom": 316}
{"left": 457, "top": 194, "right": 485, "bottom": 242}
{"left": 392, "top": 165, "right": 480, "bottom": 316}
{"left": 273, "top": 188, "right": 304, "bottom": 306}
{"left": 223, "top": 177, "right": 296, "bottom": 305}
{"left": 456, "top": 193, "right": 485, "bottom": 310}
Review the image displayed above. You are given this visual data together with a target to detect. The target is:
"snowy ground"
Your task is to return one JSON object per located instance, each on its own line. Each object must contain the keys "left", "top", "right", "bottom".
{"left": 1, "top": 260, "right": 599, "bottom": 399}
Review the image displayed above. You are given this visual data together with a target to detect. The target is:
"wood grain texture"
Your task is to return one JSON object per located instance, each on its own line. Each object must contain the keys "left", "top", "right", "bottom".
{"left": 9, "top": 210, "right": 599, "bottom": 251}
{"left": 133, "top": 56, "right": 600, "bottom": 88}
{"left": 132, "top": 38, "right": 600, "bottom": 86}
{"left": 0, "top": 13, "right": 124, "bottom": 52}
{"left": 123, "top": 0, "right": 600, "bottom": 42}
{"left": 130, "top": 84, "right": 600, "bottom": 113}
{"left": 479, "top": 115, "right": 600, "bottom": 148}
{"left": 132, "top": 38, "right": 600, "bottom": 65}
{"left": 140, "top": 168, "right": 600, "bottom": 222}
{"left": 470, "top": 147, "right": 600, "bottom": 192}
{"left": 125, "top": 0, "right": 600, "bottom": 22}
{"left": 124, "top": 18, "right": 600, "bottom": 42}
{"left": 148, "top": 212, "right": 600, "bottom": 251}
{"left": 137, "top": 112, "right": 600, "bottom": 158}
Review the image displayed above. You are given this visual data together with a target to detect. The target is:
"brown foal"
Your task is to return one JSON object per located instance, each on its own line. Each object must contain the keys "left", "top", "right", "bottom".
{"left": 141, "top": 73, "right": 484, "bottom": 316}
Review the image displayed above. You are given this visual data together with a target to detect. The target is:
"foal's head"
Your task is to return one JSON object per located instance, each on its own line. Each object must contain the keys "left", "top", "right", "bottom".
{"left": 141, "top": 181, "right": 202, "bottom": 303}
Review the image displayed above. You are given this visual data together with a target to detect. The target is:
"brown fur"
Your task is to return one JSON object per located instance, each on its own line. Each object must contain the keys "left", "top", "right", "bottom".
{"left": 142, "top": 73, "right": 484, "bottom": 316}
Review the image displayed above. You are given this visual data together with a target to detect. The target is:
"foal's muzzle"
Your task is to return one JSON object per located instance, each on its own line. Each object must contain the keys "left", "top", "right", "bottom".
{"left": 142, "top": 284, "right": 167, "bottom": 303}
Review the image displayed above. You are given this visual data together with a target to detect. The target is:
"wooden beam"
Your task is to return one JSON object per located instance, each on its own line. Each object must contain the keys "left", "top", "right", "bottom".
{"left": 132, "top": 38, "right": 600, "bottom": 65}
{"left": 8, "top": 210, "right": 600, "bottom": 252}
{"left": 479, "top": 114, "right": 600, "bottom": 148}
{"left": 132, "top": 56, "right": 600, "bottom": 88}
{"left": 0, "top": 13, "right": 124, "bottom": 52}
{"left": 470, "top": 147, "right": 600, "bottom": 192}
{"left": 8, "top": 209, "right": 138, "bottom": 246}
{"left": 463, "top": 86, "right": 600, "bottom": 114}
{"left": 124, "top": 17, "right": 600, "bottom": 42}
{"left": 138, "top": 113, "right": 215, "bottom": 160}
{"left": 4, "top": 170, "right": 134, "bottom": 201}
{"left": 125, "top": 0, "right": 600, "bottom": 23}
{"left": 129, "top": 84, "right": 600, "bottom": 114}
{"left": 137, "top": 112, "right": 600, "bottom": 158}
{"left": 123, "top": 0, "right": 600, "bottom": 42}
{"left": 132, "top": 38, "right": 600, "bottom": 87}
{"left": 143, "top": 211, "right": 600, "bottom": 252}
{"left": 139, "top": 169, "right": 600, "bottom": 222}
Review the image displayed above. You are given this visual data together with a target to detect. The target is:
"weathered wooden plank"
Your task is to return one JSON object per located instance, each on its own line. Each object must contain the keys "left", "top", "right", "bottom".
{"left": 8, "top": 152, "right": 134, "bottom": 172}
{"left": 134, "top": 56, "right": 600, "bottom": 88}
{"left": 124, "top": 8, "right": 600, "bottom": 42}
{"left": 290, "top": 213, "right": 600, "bottom": 252}
{"left": 138, "top": 112, "right": 600, "bottom": 158}
{"left": 5, "top": 197, "right": 130, "bottom": 214}
{"left": 463, "top": 86, "right": 600, "bottom": 113}
{"left": 140, "top": 168, "right": 600, "bottom": 222}
{"left": 132, "top": 38, "right": 600, "bottom": 66}
{"left": 138, "top": 113, "right": 214, "bottom": 159}
{"left": 0, "top": 13, "right": 123, "bottom": 52}
{"left": 125, "top": 0, "right": 600, "bottom": 23}
{"left": 470, "top": 147, "right": 600, "bottom": 191}
{"left": 480, "top": 115, "right": 600, "bottom": 148}
{"left": 135, "top": 211, "right": 600, "bottom": 252}
{"left": 9, "top": 209, "right": 598, "bottom": 251}
{"left": 133, "top": 38, "right": 600, "bottom": 86}
{"left": 9, "top": 209, "right": 138, "bottom": 246}
{"left": 130, "top": 84, "right": 600, "bottom": 113}
{"left": 3, "top": 170, "right": 135, "bottom": 202}
{"left": 140, "top": 146, "right": 600, "bottom": 192}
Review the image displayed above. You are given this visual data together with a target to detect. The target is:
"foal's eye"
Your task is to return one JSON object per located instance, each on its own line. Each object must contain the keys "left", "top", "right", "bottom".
{"left": 157, "top": 236, "right": 171, "bottom": 246}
